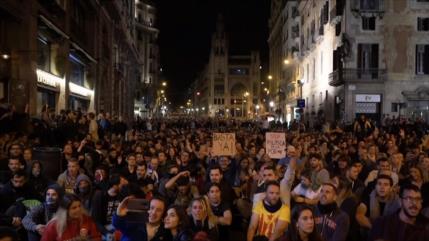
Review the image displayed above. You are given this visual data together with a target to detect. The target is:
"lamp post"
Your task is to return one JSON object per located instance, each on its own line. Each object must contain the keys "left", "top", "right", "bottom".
{"left": 269, "top": 101, "right": 275, "bottom": 113}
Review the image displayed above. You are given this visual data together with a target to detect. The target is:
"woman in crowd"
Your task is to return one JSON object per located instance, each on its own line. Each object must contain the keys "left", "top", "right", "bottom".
{"left": 189, "top": 197, "right": 218, "bottom": 241}
{"left": 279, "top": 205, "right": 323, "bottom": 241}
{"left": 164, "top": 205, "right": 192, "bottom": 241}
{"left": 41, "top": 193, "right": 101, "bottom": 241}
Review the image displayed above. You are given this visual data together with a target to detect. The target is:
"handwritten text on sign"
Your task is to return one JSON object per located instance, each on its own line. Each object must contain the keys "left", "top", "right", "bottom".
{"left": 212, "top": 133, "right": 236, "bottom": 156}
{"left": 266, "top": 132, "right": 286, "bottom": 159}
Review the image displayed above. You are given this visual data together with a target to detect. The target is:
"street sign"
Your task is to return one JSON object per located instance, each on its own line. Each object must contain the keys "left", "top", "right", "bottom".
{"left": 297, "top": 99, "right": 305, "bottom": 108}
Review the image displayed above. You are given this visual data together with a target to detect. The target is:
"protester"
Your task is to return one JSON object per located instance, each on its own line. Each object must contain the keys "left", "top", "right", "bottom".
{"left": 41, "top": 193, "right": 101, "bottom": 241}
{"left": 0, "top": 106, "right": 428, "bottom": 241}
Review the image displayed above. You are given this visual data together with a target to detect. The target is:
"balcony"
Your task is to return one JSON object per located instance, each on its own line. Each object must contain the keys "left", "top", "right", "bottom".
{"left": 351, "top": 0, "right": 385, "bottom": 18}
{"left": 329, "top": 68, "right": 386, "bottom": 87}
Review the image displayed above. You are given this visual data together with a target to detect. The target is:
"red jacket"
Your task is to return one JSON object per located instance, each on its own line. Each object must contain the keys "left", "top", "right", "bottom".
{"left": 41, "top": 215, "right": 101, "bottom": 241}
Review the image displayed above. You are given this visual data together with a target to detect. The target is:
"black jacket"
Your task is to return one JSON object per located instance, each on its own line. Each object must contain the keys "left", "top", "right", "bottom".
{"left": 368, "top": 211, "right": 429, "bottom": 241}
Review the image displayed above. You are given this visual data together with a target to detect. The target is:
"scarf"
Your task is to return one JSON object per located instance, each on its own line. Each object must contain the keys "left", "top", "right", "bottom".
{"left": 263, "top": 199, "right": 282, "bottom": 213}
{"left": 369, "top": 189, "right": 401, "bottom": 221}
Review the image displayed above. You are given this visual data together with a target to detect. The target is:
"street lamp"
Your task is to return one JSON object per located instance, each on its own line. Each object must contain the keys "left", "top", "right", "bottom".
{"left": 283, "top": 59, "right": 290, "bottom": 65}
{"left": 1, "top": 54, "right": 10, "bottom": 60}
{"left": 162, "top": 81, "right": 167, "bottom": 87}
{"left": 268, "top": 75, "right": 273, "bottom": 80}
{"left": 269, "top": 101, "right": 275, "bottom": 113}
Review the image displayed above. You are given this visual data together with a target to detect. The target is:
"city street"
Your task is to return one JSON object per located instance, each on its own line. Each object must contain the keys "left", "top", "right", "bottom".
{"left": 1, "top": 1, "right": 429, "bottom": 241}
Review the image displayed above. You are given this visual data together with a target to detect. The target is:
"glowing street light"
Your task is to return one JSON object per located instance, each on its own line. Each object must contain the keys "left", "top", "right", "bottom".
{"left": 162, "top": 81, "right": 167, "bottom": 87}
{"left": 160, "top": 90, "right": 164, "bottom": 94}
{"left": 283, "top": 59, "right": 290, "bottom": 65}
{"left": 196, "top": 92, "right": 200, "bottom": 96}
{"left": 2, "top": 54, "right": 10, "bottom": 60}
{"left": 255, "top": 105, "right": 260, "bottom": 110}
{"left": 269, "top": 101, "right": 275, "bottom": 108}
{"left": 268, "top": 75, "right": 273, "bottom": 80}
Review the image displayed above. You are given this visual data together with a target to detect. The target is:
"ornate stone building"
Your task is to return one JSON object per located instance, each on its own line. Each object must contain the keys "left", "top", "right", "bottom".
{"left": 192, "top": 16, "right": 261, "bottom": 118}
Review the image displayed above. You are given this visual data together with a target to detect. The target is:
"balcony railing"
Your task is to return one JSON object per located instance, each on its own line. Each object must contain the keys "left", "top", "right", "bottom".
{"left": 329, "top": 68, "right": 386, "bottom": 86}
{"left": 353, "top": 0, "right": 384, "bottom": 12}
{"left": 351, "top": 0, "right": 385, "bottom": 18}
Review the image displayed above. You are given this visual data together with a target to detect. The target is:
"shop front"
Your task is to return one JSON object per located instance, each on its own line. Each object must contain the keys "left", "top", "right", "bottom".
{"left": 36, "top": 69, "right": 63, "bottom": 114}
{"left": 354, "top": 94, "right": 382, "bottom": 122}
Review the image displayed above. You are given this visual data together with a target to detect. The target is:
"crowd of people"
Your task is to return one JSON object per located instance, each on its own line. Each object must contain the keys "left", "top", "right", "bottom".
{"left": 1, "top": 103, "right": 429, "bottom": 241}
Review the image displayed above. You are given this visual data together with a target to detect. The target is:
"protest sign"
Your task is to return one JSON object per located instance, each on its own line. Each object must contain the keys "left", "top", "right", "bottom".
{"left": 266, "top": 132, "right": 286, "bottom": 159}
{"left": 212, "top": 133, "right": 236, "bottom": 156}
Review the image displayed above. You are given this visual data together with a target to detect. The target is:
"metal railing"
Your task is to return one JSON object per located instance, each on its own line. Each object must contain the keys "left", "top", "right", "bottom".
{"left": 329, "top": 68, "right": 386, "bottom": 86}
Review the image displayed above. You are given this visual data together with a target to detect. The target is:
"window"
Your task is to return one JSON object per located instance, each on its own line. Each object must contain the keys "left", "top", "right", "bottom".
{"left": 69, "top": 54, "right": 85, "bottom": 86}
{"left": 418, "top": 17, "right": 429, "bottom": 31}
{"left": 358, "top": 44, "right": 379, "bottom": 69}
{"left": 72, "top": 2, "right": 85, "bottom": 30}
{"left": 416, "top": 45, "right": 429, "bottom": 75}
{"left": 360, "top": 0, "right": 379, "bottom": 10}
{"left": 358, "top": 43, "right": 379, "bottom": 78}
{"left": 37, "top": 36, "right": 50, "bottom": 72}
{"left": 362, "top": 17, "right": 376, "bottom": 30}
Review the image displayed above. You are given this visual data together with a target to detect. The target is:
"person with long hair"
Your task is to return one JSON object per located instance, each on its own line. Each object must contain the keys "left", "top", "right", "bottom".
{"left": 164, "top": 205, "right": 191, "bottom": 241}
{"left": 279, "top": 205, "right": 323, "bottom": 241}
{"left": 41, "top": 193, "right": 101, "bottom": 241}
{"left": 188, "top": 197, "right": 218, "bottom": 241}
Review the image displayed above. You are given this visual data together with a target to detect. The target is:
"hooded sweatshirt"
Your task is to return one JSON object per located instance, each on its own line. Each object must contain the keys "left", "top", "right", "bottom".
{"left": 74, "top": 174, "right": 93, "bottom": 210}
{"left": 22, "top": 184, "right": 64, "bottom": 232}
{"left": 314, "top": 202, "right": 350, "bottom": 241}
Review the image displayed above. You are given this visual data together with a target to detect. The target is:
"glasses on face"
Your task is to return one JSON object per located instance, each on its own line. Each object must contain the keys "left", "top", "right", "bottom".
{"left": 402, "top": 196, "right": 422, "bottom": 203}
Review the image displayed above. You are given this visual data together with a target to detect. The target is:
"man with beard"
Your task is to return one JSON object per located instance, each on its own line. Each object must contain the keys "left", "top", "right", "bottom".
{"left": 247, "top": 181, "right": 290, "bottom": 241}
{"left": 369, "top": 184, "right": 429, "bottom": 241}
{"left": 22, "top": 184, "right": 64, "bottom": 241}
{"left": 204, "top": 165, "right": 236, "bottom": 206}
{"left": 314, "top": 183, "right": 350, "bottom": 241}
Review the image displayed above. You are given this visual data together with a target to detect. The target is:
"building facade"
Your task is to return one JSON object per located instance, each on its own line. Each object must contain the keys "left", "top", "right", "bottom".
{"left": 134, "top": 0, "right": 160, "bottom": 118}
{"left": 268, "top": 0, "right": 286, "bottom": 119}
{"left": 192, "top": 16, "right": 261, "bottom": 118}
{"left": 0, "top": 0, "right": 141, "bottom": 122}
{"left": 271, "top": 0, "right": 429, "bottom": 125}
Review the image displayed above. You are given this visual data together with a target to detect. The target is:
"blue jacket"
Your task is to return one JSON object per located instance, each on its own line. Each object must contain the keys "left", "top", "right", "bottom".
{"left": 112, "top": 214, "right": 172, "bottom": 241}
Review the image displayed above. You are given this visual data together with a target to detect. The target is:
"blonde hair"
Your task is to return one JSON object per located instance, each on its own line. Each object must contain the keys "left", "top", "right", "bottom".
{"left": 48, "top": 194, "right": 88, "bottom": 238}
{"left": 190, "top": 196, "right": 217, "bottom": 229}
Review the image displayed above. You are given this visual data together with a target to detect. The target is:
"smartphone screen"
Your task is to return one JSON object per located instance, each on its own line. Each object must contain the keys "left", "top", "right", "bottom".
{"left": 127, "top": 199, "right": 150, "bottom": 213}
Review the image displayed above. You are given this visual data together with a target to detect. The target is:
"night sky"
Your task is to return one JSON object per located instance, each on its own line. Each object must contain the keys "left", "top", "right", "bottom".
{"left": 157, "top": 0, "right": 271, "bottom": 107}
